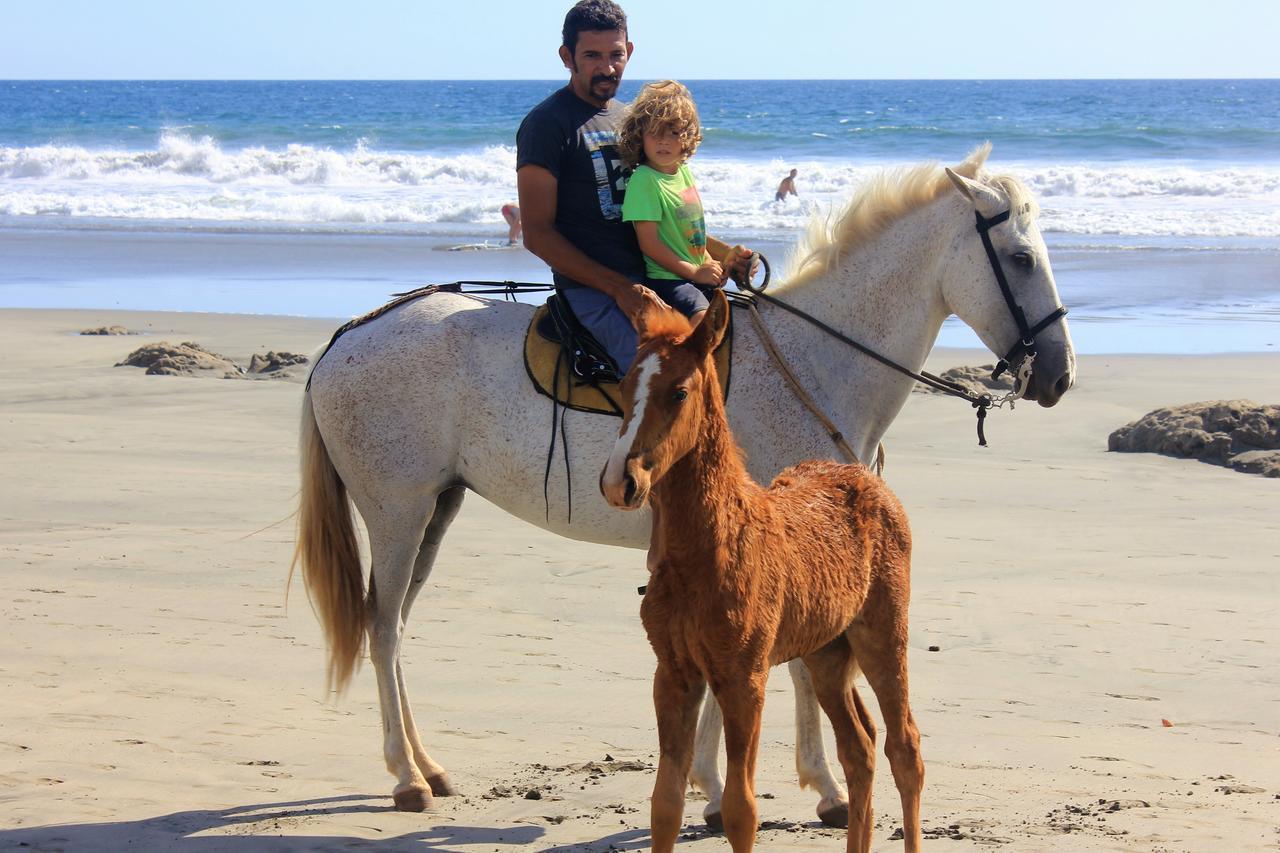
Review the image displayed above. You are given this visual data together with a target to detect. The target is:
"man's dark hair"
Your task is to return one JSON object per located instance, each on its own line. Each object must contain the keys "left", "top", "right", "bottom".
{"left": 562, "top": 0, "right": 628, "bottom": 55}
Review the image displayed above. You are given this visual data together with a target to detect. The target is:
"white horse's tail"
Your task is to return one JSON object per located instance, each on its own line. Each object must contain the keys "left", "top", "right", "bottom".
{"left": 291, "top": 390, "right": 366, "bottom": 694}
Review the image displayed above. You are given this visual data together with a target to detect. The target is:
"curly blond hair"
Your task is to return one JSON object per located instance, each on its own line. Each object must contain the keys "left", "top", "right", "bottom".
{"left": 617, "top": 80, "right": 703, "bottom": 168}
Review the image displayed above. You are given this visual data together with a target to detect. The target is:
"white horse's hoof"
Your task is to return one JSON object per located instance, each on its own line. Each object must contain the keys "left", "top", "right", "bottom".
{"left": 702, "top": 803, "right": 724, "bottom": 833}
{"left": 426, "top": 772, "right": 458, "bottom": 797}
{"left": 817, "top": 795, "right": 849, "bottom": 828}
{"left": 393, "top": 785, "right": 432, "bottom": 812}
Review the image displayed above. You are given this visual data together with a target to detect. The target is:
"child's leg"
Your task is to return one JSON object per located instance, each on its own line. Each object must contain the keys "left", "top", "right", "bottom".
{"left": 648, "top": 280, "right": 714, "bottom": 329}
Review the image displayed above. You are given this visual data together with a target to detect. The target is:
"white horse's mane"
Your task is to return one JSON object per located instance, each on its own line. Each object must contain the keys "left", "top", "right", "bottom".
{"left": 779, "top": 143, "right": 1037, "bottom": 291}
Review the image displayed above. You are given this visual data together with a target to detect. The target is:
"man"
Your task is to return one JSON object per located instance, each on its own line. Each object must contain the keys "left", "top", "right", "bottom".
{"left": 776, "top": 168, "right": 799, "bottom": 202}
{"left": 516, "top": 0, "right": 753, "bottom": 375}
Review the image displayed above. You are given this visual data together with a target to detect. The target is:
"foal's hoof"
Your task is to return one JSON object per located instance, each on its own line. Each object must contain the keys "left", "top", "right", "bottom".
{"left": 817, "top": 796, "right": 849, "bottom": 829}
{"left": 393, "top": 785, "right": 432, "bottom": 812}
{"left": 702, "top": 805, "right": 724, "bottom": 833}
{"left": 426, "top": 772, "right": 458, "bottom": 797}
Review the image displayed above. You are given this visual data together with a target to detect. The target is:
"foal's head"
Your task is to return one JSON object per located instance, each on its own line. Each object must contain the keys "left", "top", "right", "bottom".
{"left": 600, "top": 289, "right": 730, "bottom": 510}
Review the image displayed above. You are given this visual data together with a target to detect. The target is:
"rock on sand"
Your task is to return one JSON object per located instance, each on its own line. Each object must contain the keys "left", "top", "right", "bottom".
{"left": 247, "top": 350, "right": 309, "bottom": 377}
{"left": 1108, "top": 400, "right": 1280, "bottom": 477}
{"left": 116, "top": 341, "right": 244, "bottom": 378}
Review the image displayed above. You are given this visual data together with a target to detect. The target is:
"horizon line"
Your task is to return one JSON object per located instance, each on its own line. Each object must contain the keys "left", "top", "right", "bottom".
{"left": 3, "top": 76, "right": 1278, "bottom": 83}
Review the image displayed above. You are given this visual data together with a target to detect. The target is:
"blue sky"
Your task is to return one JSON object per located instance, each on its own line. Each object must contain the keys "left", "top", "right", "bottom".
{"left": 3, "top": 0, "right": 1276, "bottom": 80}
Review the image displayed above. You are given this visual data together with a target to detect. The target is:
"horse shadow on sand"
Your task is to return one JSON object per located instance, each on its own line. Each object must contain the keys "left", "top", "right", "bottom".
{"left": 0, "top": 794, "right": 571, "bottom": 852}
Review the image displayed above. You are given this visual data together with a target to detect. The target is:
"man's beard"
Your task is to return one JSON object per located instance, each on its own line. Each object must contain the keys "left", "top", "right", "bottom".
{"left": 590, "top": 75, "right": 619, "bottom": 99}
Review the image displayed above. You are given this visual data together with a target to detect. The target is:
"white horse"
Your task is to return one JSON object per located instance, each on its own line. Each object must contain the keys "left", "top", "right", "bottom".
{"left": 294, "top": 145, "right": 1076, "bottom": 823}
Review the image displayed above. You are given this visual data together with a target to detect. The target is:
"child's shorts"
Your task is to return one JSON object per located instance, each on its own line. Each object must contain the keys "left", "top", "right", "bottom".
{"left": 560, "top": 279, "right": 717, "bottom": 375}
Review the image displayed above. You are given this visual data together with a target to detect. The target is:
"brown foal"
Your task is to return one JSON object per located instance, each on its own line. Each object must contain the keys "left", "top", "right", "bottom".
{"left": 601, "top": 290, "right": 923, "bottom": 852}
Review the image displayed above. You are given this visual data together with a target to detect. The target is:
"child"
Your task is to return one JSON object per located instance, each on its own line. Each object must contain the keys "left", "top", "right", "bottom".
{"left": 619, "top": 80, "right": 724, "bottom": 327}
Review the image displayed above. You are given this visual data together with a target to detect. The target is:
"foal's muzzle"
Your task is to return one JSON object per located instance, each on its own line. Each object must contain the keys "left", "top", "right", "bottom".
{"left": 601, "top": 453, "right": 651, "bottom": 510}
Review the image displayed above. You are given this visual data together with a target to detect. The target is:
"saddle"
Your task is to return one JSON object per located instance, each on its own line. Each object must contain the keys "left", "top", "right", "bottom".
{"left": 524, "top": 292, "right": 734, "bottom": 416}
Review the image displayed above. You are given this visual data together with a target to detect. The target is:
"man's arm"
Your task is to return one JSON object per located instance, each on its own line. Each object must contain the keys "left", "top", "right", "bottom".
{"left": 518, "top": 164, "right": 659, "bottom": 320}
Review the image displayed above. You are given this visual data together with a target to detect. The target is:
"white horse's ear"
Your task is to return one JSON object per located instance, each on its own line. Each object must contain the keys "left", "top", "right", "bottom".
{"left": 944, "top": 167, "right": 975, "bottom": 201}
{"left": 945, "top": 167, "right": 1004, "bottom": 214}
{"left": 688, "top": 289, "right": 728, "bottom": 359}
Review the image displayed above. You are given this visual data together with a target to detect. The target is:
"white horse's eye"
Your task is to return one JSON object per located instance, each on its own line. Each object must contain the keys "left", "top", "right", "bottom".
{"left": 1011, "top": 251, "right": 1034, "bottom": 270}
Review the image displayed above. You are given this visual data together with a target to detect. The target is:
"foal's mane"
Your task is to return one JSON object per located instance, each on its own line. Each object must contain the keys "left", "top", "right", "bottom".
{"left": 778, "top": 143, "right": 1035, "bottom": 293}
{"left": 638, "top": 306, "right": 694, "bottom": 345}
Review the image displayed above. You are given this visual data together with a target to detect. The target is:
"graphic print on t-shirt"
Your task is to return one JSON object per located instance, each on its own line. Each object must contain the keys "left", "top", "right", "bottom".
{"left": 583, "top": 128, "right": 628, "bottom": 221}
{"left": 677, "top": 185, "right": 707, "bottom": 251}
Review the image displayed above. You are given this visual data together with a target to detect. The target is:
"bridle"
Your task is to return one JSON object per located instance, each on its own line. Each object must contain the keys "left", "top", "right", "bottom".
{"left": 736, "top": 203, "right": 1068, "bottom": 446}
{"left": 973, "top": 206, "right": 1069, "bottom": 387}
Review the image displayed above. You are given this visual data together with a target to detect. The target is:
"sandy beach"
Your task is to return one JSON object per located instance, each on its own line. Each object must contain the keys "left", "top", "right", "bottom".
{"left": 1, "top": 307, "right": 1276, "bottom": 852}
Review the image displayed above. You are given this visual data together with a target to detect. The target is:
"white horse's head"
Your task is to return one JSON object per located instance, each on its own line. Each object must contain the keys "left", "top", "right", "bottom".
{"left": 940, "top": 147, "right": 1076, "bottom": 407}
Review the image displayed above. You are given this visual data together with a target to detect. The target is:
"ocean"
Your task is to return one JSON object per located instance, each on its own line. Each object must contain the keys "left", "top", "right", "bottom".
{"left": 2, "top": 79, "right": 1279, "bottom": 352}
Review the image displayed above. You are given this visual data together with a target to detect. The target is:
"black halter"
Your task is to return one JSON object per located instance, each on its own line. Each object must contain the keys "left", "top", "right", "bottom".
{"left": 973, "top": 208, "right": 1069, "bottom": 382}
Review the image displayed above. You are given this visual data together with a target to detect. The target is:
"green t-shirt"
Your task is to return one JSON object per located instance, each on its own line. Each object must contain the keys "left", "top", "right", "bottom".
{"left": 622, "top": 163, "right": 709, "bottom": 280}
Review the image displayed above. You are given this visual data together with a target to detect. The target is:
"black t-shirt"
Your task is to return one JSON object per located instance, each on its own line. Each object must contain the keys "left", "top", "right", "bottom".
{"left": 516, "top": 86, "right": 642, "bottom": 289}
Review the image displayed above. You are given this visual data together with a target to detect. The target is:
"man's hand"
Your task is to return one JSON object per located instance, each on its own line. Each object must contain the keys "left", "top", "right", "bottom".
{"left": 724, "top": 245, "right": 758, "bottom": 288}
{"left": 615, "top": 282, "right": 665, "bottom": 326}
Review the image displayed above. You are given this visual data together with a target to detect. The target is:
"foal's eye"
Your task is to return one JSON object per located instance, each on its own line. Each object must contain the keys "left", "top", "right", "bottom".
{"left": 1011, "top": 251, "right": 1034, "bottom": 270}
{"left": 672, "top": 388, "right": 688, "bottom": 403}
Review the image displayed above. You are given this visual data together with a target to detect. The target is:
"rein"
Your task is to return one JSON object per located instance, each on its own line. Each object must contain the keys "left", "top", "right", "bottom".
{"left": 736, "top": 205, "right": 1066, "bottom": 447}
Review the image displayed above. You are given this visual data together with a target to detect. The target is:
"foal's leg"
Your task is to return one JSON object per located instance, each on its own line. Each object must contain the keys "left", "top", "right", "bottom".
{"left": 848, "top": 685, "right": 878, "bottom": 852}
{"left": 789, "top": 658, "right": 851, "bottom": 827}
{"left": 692, "top": 664, "right": 849, "bottom": 832}
{"left": 803, "top": 640, "right": 876, "bottom": 853}
{"left": 362, "top": 496, "right": 436, "bottom": 811}
{"left": 853, "top": 611, "right": 924, "bottom": 853}
{"left": 395, "top": 485, "right": 466, "bottom": 798}
{"left": 650, "top": 663, "right": 706, "bottom": 853}
{"left": 712, "top": 673, "right": 767, "bottom": 853}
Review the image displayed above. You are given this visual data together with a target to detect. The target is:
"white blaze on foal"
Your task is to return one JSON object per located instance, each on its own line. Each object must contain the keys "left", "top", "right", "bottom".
{"left": 602, "top": 352, "right": 662, "bottom": 501}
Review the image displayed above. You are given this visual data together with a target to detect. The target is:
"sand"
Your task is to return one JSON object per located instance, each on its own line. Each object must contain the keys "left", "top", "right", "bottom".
{"left": 1, "top": 308, "right": 1276, "bottom": 852}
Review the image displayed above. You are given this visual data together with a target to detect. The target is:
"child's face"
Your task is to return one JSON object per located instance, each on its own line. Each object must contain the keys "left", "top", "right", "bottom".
{"left": 642, "top": 125, "right": 684, "bottom": 174}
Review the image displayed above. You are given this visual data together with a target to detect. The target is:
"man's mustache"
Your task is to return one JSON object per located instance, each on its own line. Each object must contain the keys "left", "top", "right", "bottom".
{"left": 591, "top": 75, "right": 619, "bottom": 87}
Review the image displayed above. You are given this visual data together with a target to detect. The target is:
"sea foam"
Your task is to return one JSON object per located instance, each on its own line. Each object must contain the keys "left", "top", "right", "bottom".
{"left": 2, "top": 134, "right": 1279, "bottom": 238}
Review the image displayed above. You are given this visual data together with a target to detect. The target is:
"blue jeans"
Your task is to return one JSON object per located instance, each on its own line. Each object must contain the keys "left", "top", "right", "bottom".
{"left": 561, "top": 279, "right": 714, "bottom": 375}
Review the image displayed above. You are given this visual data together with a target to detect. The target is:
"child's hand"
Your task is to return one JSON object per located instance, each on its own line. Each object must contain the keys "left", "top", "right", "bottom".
{"left": 691, "top": 260, "right": 724, "bottom": 286}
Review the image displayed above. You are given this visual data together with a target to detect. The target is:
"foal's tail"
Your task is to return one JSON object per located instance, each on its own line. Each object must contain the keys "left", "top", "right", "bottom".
{"left": 290, "top": 390, "right": 366, "bottom": 694}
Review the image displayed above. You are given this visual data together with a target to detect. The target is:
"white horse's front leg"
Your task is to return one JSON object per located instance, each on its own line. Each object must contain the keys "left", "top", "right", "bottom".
{"left": 790, "top": 658, "right": 850, "bottom": 828}
{"left": 688, "top": 687, "right": 726, "bottom": 830}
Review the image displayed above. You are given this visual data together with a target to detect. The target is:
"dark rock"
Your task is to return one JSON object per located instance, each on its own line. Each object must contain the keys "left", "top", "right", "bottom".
{"left": 1108, "top": 400, "right": 1280, "bottom": 478}
{"left": 247, "top": 350, "right": 309, "bottom": 375}
{"left": 116, "top": 341, "right": 243, "bottom": 378}
{"left": 80, "top": 325, "right": 137, "bottom": 336}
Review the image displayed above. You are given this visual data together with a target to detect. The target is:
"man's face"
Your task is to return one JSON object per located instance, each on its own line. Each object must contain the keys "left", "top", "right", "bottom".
{"left": 560, "top": 29, "right": 633, "bottom": 106}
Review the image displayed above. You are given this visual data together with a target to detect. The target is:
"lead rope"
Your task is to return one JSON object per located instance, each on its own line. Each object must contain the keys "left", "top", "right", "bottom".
{"left": 743, "top": 301, "right": 879, "bottom": 471}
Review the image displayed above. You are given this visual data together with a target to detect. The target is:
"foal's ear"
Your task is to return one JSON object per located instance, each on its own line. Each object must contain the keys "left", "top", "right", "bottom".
{"left": 688, "top": 289, "right": 728, "bottom": 360}
{"left": 632, "top": 299, "right": 683, "bottom": 342}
